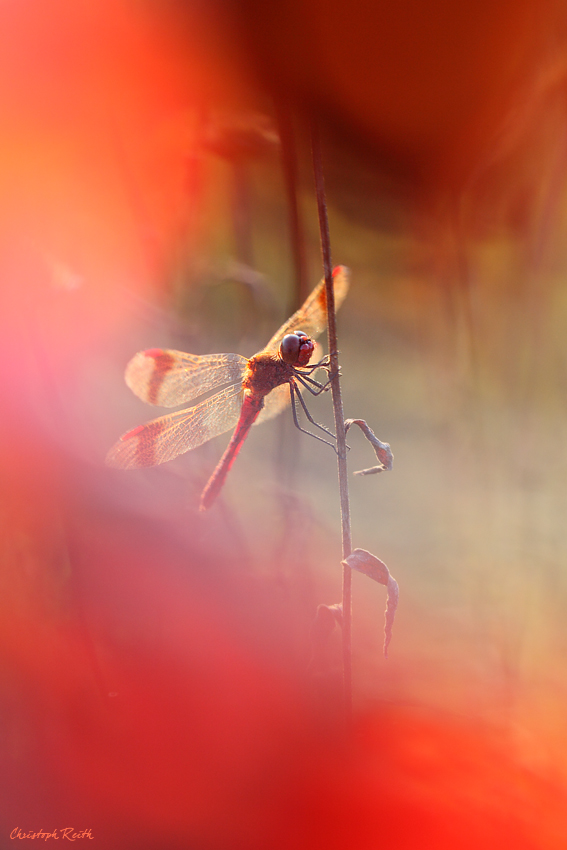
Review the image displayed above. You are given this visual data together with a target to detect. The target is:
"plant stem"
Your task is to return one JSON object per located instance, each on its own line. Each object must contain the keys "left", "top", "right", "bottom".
{"left": 311, "top": 121, "right": 353, "bottom": 723}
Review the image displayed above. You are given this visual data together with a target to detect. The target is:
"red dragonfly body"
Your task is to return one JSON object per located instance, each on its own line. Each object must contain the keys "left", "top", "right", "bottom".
{"left": 106, "top": 266, "right": 349, "bottom": 509}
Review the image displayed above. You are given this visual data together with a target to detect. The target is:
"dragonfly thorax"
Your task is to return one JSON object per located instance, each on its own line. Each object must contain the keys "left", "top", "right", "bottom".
{"left": 243, "top": 351, "right": 294, "bottom": 397}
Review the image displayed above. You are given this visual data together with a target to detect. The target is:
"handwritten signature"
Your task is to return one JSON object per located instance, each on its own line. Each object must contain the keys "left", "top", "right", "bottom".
{"left": 10, "top": 829, "right": 93, "bottom": 841}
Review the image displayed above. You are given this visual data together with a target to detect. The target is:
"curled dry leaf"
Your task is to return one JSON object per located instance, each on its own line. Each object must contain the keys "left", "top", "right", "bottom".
{"left": 309, "top": 603, "right": 343, "bottom": 673}
{"left": 343, "top": 548, "right": 399, "bottom": 658}
{"left": 312, "top": 603, "right": 343, "bottom": 638}
{"left": 344, "top": 418, "right": 393, "bottom": 475}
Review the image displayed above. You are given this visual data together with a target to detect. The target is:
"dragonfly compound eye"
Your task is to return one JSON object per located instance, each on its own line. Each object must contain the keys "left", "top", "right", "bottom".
{"left": 280, "top": 333, "right": 301, "bottom": 363}
{"left": 295, "top": 330, "right": 307, "bottom": 338}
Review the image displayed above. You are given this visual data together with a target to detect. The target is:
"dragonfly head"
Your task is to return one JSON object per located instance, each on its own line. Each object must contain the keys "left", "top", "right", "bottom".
{"left": 280, "top": 330, "right": 314, "bottom": 366}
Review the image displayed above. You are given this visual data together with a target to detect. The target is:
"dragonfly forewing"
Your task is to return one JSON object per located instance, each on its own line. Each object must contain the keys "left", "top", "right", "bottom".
{"left": 125, "top": 350, "right": 248, "bottom": 407}
{"left": 106, "top": 383, "right": 244, "bottom": 469}
{"left": 263, "top": 266, "right": 349, "bottom": 354}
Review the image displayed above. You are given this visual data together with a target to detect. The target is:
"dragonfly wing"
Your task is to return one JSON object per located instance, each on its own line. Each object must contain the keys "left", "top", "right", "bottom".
{"left": 264, "top": 265, "right": 349, "bottom": 353}
{"left": 254, "top": 382, "right": 291, "bottom": 426}
{"left": 106, "top": 383, "right": 244, "bottom": 469}
{"left": 125, "top": 349, "right": 247, "bottom": 407}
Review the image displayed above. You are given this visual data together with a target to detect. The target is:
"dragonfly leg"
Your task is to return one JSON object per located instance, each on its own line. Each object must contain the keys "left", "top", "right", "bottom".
{"left": 290, "top": 382, "right": 338, "bottom": 450}
{"left": 295, "top": 367, "right": 344, "bottom": 395}
{"left": 294, "top": 373, "right": 328, "bottom": 396}
{"left": 294, "top": 384, "right": 337, "bottom": 438}
{"left": 302, "top": 355, "right": 330, "bottom": 374}
{"left": 294, "top": 360, "right": 340, "bottom": 390}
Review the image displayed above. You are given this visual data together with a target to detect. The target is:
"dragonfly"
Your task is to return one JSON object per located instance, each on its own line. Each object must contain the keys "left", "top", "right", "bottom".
{"left": 106, "top": 266, "right": 349, "bottom": 510}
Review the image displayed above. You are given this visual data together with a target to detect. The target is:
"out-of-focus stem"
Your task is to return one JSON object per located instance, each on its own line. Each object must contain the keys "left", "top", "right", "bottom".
{"left": 276, "top": 101, "right": 309, "bottom": 308}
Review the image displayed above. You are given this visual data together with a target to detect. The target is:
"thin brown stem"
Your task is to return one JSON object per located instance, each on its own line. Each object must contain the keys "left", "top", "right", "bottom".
{"left": 311, "top": 121, "right": 353, "bottom": 723}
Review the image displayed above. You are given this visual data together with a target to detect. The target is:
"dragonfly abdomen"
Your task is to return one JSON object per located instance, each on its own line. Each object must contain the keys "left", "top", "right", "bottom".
{"left": 199, "top": 390, "right": 264, "bottom": 511}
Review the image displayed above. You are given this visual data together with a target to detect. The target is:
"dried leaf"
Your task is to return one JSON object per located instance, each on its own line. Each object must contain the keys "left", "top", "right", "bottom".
{"left": 343, "top": 548, "right": 399, "bottom": 658}
{"left": 344, "top": 418, "right": 393, "bottom": 475}
{"left": 309, "top": 603, "right": 343, "bottom": 672}
{"left": 312, "top": 603, "right": 343, "bottom": 637}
